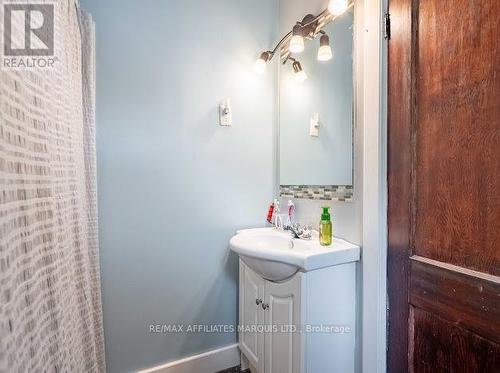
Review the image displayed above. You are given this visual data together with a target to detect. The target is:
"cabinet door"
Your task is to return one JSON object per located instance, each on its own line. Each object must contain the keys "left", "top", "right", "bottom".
{"left": 239, "top": 260, "right": 265, "bottom": 372}
{"left": 264, "top": 274, "right": 302, "bottom": 373}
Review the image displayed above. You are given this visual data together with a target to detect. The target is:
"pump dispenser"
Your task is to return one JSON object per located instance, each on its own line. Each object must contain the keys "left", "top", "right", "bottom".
{"left": 319, "top": 207, "right": 332, "bottom": 246}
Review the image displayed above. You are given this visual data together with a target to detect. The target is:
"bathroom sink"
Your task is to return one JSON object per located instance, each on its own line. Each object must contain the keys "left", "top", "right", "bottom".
{"left": 229, "top": 228, "right": 360, "bottom": 281}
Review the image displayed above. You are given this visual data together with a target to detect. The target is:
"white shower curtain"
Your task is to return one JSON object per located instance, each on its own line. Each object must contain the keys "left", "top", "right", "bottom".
{"left": 0, "top": 1, "right": 105, "bottom": 372}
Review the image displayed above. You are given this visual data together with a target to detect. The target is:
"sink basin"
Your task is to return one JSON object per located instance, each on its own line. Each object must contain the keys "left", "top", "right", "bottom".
{"left": 229, "top": 228, "right": 360, "bottom": 281}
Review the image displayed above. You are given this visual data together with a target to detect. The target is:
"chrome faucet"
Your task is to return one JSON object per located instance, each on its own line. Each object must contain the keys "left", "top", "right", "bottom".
{"left": 286, "top": 223, "right": 312, "bottom": 240}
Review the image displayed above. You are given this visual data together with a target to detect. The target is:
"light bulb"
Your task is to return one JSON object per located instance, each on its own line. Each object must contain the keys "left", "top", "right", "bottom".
{"left": 253, "top": 52, "right": 272, "bottom": 74}
{"left": 317, "top": 34, "right": 333, "bottom": 61}
{"left": 289, "top": 25, "right": 305, "bottom": 54}
{"left": 294, "top": 70, "right": 307, "bottom": 83}
{"left": 292, "top": 61, "right": 307, "bottom": 83}
{"left": 328, "top": 0, "right": 349, "bottom": 16}
{"left": 254, "top": 59, "right": 266, "bottom": 74}
{"left": 317, "top": 45, "right": 333, "bottom": 61}
{"left": 289, "top": 35, "right": 305, "bottom": 53}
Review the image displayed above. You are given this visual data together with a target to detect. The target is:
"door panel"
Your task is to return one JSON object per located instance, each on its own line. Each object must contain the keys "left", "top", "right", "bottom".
{"left": 388, "top": 0, "right": 500, "bottom": 371}
{"left": 411, "top": 307, "right": 500, "bottom": 373}
{"left": 409, "top": 257, "right": 500, "bottom": 345}
{"left": 414, "top": 0, "right": 500, "bottom": 276}
{"left": 239, "top": 261, "right": 265, "bottom": 371}
{"left": 267, "top": 296, "right": 293, "bottom": 373}
{"left": 264, "top": 275, "right": 301, "bottom": 373}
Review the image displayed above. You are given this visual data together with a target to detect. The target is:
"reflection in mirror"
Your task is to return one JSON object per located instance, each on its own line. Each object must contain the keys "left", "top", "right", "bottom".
{"left": 279, "top": 10, "right": 354, "bottom": 201}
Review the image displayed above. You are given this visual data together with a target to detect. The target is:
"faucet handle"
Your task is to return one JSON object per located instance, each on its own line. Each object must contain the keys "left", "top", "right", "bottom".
{"left": 287, "top": 223, "right": 312, "bottom": 240}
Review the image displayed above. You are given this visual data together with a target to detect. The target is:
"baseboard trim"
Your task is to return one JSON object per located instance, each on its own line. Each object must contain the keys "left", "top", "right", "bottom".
{"left": 137, "top": 344, "right": 240, "bottom": 373}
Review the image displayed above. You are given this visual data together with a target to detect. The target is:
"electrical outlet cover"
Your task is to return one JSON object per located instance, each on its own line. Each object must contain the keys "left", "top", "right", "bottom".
{"left": 309, "top": 113, "right": 319, "bottom": 137}
{"left": 219, "top": 98, "right": 232, "bottom": 126}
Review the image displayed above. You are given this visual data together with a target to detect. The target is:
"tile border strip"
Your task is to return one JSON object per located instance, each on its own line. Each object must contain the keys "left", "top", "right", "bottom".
{"left": 280, "top": 185, "right": 354, "bottom": 201}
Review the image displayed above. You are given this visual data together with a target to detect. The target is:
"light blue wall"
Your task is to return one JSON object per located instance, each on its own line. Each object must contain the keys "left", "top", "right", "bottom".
{"left": 80, "top": 1, "right": 278, "bottom": 372}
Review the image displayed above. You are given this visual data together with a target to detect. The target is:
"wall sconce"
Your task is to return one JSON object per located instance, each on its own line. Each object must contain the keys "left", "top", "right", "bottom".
{"left": 253, "top": 0, "right": 352, "bottom": 76}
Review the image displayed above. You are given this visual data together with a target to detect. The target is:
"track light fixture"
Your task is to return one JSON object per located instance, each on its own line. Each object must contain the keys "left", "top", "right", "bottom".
{"left": 253, "top": 1, "right": 352, "bottom": 75}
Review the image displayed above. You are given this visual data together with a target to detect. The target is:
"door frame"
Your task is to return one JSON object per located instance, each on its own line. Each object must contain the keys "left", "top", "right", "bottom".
{"left": 359, "top": 0, "right": 388, "bottom": 372}
{"left": 386, "top": 0, "right": 411, "bottom": 370}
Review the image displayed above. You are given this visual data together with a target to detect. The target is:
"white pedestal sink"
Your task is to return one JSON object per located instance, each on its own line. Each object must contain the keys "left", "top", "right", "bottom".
{"left": 229, "top": 227, "right": 360, "bottom": 281}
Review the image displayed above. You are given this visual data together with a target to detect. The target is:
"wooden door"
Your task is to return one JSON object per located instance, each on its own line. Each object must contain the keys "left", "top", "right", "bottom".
{"left": 264, "top": 274, "right": 302, "bottom": 373}
{"left": 239, "top": 261, "right": 265, "bottom": 372}
{"left": 387, "top": 0, "right": 500, "bottom": 372}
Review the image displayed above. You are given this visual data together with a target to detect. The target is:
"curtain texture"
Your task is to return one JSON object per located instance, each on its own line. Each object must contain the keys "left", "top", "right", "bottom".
{"left": 0, "top": 1, "right": 105, "bottom": 372}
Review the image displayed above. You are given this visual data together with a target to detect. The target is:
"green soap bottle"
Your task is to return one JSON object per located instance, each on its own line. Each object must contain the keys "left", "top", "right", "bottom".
{"left": 319, "top": 207, "right": 332, "bottom": 246}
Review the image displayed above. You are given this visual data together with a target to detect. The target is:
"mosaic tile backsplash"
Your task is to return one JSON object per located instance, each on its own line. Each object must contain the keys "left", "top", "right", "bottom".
{"left": 280, "top": 185, "right": 354, "bottom": 201}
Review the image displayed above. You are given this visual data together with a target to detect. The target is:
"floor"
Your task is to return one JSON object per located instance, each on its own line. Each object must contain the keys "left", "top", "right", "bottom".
{"left": 215, "top": 367, "right": 249, "bottom": 373}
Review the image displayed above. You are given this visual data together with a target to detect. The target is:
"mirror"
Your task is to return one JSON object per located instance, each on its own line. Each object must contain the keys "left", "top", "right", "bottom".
{"left": 279, "top": 10, "right": 354, "bottom": 201}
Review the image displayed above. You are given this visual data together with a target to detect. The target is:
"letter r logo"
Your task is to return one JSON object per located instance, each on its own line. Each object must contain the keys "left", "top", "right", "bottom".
{"left": 4, "top": 4, "right": 54, "bottom": 56}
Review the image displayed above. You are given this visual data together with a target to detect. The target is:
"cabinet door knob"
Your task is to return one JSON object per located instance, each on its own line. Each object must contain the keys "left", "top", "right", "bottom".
{"left": 256, "top": 298, "right": 263, "bottom": 305}
{"left": 261, "top": 303, "right": 269, "bottom": 310}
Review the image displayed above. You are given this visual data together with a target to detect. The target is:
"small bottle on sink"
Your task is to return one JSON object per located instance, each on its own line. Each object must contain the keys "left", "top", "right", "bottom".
{"left": 319, "top": 207, "right": 332, "bottom": 246}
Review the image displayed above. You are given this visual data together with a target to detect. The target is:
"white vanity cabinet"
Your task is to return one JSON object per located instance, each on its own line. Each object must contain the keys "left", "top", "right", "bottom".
{"left": 239, "top": 260, "right": 266, "bottom": 372}
{"left": 238, "top": 259, "right": 357, "bottom": 373}
{"left": 263, "top": 270, "right": 302, "bottom": 373}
